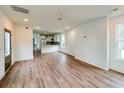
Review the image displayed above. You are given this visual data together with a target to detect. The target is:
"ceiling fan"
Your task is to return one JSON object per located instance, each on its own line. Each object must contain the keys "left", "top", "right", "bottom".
{"left": 57, "top": 9, "right": 64, "bottom": 22}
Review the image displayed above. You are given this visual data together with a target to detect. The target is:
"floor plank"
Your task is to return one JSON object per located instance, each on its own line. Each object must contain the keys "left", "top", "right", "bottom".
{"left": 0, "top": 52, "right": 124, "bottom": 88}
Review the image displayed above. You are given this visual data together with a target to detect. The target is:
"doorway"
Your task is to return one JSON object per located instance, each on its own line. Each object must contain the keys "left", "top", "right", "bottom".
{"left": 4, "top": 29, "right": 12, "bottom": 71}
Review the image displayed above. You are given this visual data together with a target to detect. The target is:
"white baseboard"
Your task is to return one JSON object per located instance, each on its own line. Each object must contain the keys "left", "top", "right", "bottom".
{"left": 60, "top": 51, "right": 108, "bottom": 71}
{"left": 74, "top": 56, "right": 109, "bottom": 71}
{"left": 110, "top": 66, "right": 124, "bottom": 74}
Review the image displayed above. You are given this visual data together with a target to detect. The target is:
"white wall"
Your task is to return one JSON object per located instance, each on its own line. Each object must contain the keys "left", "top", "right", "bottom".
{"left": 109, "top": 15, "right": 124, "bottom": 73}
{"left": 60, "top": 29, "right": 76, "bottom": 55}
{"left": 13, "top": 24, "right": 33, "bottom": 61}
{"left": 0, "top": 10, "right": 14, "bottom": 79}
{"left": 60, "top": 18, "right": 109, "bottom": 70}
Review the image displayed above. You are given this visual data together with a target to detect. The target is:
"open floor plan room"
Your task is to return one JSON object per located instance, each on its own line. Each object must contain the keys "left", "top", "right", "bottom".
{"left": 0, "top": 5, "right": 124, "bottom": 88}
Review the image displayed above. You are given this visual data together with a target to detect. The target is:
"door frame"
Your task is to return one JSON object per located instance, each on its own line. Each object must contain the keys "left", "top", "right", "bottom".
{"left": 4, "top": 28, "right": 12, "bottom": 71}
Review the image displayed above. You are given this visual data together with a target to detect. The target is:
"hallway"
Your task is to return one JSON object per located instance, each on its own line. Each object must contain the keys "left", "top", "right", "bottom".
{"left": 0, "top": 52, "right": 124, "bottom": 88}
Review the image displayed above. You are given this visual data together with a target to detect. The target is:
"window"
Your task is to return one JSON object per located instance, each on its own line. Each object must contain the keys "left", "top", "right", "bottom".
{"left": 5, "top": 32, "right": 11, "bottom": 57}
{"left": 60, "top": 33, "right": 65, "bottom": 48}
{"left": 117, "top": 23, "right": 124, "bottom": 59}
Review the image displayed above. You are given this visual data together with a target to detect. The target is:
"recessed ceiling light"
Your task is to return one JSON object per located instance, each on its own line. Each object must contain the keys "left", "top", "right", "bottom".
{"left": 24, "top": 18, "right": 28, "bottom": 22}
{"left": 66, "top": 26, "right": 70, "bottom": 29}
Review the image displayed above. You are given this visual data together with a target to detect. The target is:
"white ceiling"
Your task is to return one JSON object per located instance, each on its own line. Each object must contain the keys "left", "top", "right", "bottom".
{"left": 0, "top": 5, "right": 122, "bottom": 32}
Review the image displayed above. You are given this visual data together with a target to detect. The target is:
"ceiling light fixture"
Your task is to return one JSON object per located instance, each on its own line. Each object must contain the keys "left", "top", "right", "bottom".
{"left": 24, "top": 18, "right": 28, "bottom": 22}
{"left": 57, "top": 9, "right": 64, "bottom": 22}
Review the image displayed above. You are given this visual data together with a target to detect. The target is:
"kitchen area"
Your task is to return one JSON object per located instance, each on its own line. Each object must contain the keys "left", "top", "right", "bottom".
{"left": 33, "top": 31, "right": 62, "bottom": 56}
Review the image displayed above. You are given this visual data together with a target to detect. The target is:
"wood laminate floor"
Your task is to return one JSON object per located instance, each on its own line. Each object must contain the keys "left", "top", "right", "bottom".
{"left": 0, "top": 52, "right": 124, "bottom": 88}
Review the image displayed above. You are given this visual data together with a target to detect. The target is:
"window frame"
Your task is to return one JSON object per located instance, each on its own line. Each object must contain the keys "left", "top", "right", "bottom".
{"left": 116, "top": 23, "right": 124, "bottom": 60}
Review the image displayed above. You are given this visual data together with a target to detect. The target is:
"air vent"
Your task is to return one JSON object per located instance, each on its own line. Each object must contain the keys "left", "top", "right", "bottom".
{"left": 11, "top": 5, "right": 29, "bottom": 14}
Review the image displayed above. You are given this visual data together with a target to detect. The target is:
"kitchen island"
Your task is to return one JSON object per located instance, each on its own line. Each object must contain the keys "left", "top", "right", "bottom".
{"left": 41, "top": 45, "right": 59, "bottom": 53}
